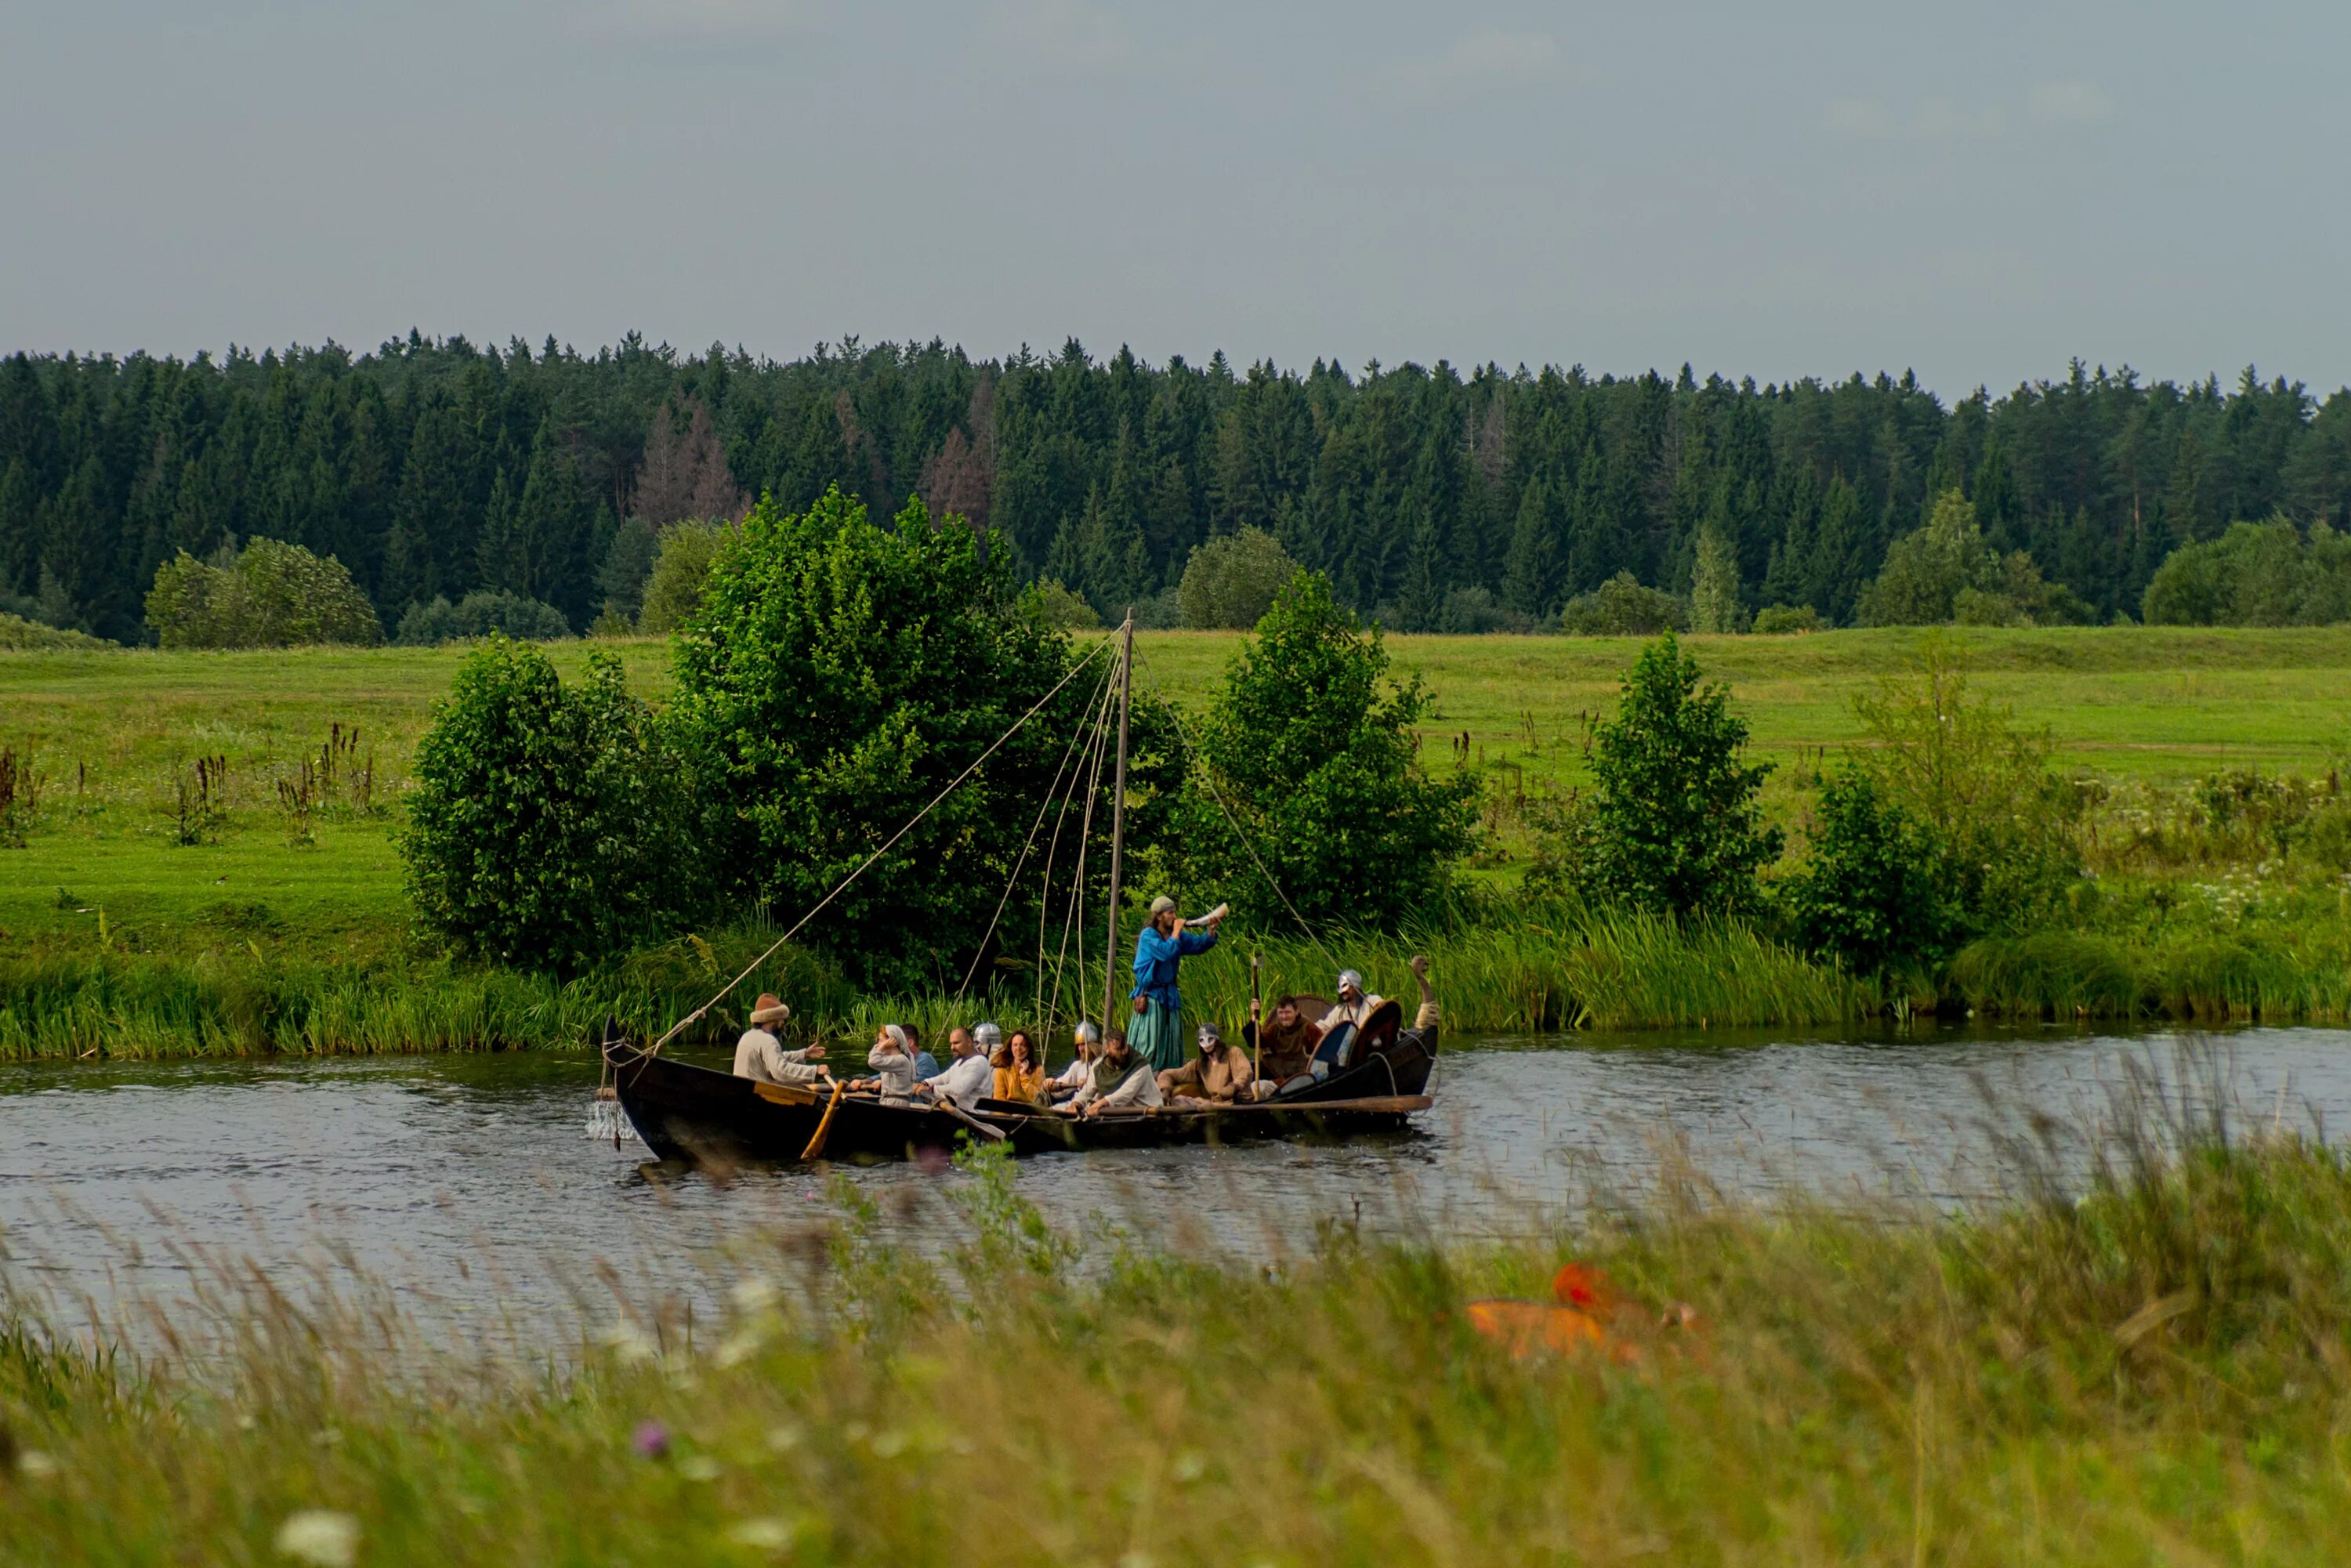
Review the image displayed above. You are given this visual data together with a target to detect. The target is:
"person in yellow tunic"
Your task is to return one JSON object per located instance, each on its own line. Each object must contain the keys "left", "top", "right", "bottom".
{"left": 992, "top": 1029, "right": 1049, "bottom": 1104}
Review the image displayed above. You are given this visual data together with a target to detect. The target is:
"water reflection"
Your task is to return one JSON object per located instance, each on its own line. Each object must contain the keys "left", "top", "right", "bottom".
{"left": 1, "top": 1023, "right": 2340, "bottom": 1352}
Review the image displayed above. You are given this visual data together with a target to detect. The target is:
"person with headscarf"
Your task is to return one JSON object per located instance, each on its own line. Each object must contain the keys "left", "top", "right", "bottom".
{"left": 1157, "top": 1022, "right": 1254, "bottom": 1106}
{"left": 1129, "top": 894, "right": 1224, "bottom": 1074}
{"left": 916, "top": 1023, "right": 997, "bottom": 1110}
{"left": 732, "top": 993, "right": 829, "bottom": 1086}
{"left": 851, "top": 1024, "right": 919, "bottom": 1103}
{"left": 1069, "top": 1029, "right": 1162, "bottom": 1116}
{"left": 1050, "top": 1019, "right": 1100, "bottom": 1103}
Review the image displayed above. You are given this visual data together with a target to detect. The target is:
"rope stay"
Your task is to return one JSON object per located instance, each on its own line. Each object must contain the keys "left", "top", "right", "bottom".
{"left": 647, "top": 631, "right": 1118, "bottom": 1054}
{"left": 1131, "top": 645, "right": 1345, "bottom": 976}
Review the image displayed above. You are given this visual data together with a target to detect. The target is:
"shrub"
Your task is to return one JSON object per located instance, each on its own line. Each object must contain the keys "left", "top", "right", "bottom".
{"left": 1857, "top": 491, "right": 2088, "bottom": 627}
{"left": 1024, "top": 579, "right": 1101, "bottom": 630}
{"left": 400, "top": 639, "right": 693, "bottom": 969}
{"left": 1751, "top": 604, "right": 1822, "bottom": 634}
{"left": 1435, "top": 585, "right": 1534, "bottom": 634}
{"left": 1559, "top": 573, "right": 1689, "bottom": 636}
{"left": 668, "top": 487, "right": 1154, "bottom": 987}
{"left": 1850, "top": 634, "right": 2082, "bottom": 933}
{"left": 1531, "top": 632, "right": 1780, "bottom": 918}
{"left": 1786, "top": 771, "right": 1965, "bottom": 974}
{"left": 2142, "top": 517, "right": 2351, "bottom": 626}
{"left": 0, "top": 610, "right": 110, "bottom": 650}
{"left": 1177, "top": 527, "right": 1303, "bottom": 629}
{"left": 1179, "top": 570, "right": 1479, "bottom": 929}
{"left": 395, "top": 590, "right": 572, "bottom": 646}
{"left": 144, "top": 538, "right": 382, "bottom": 649}
{"left": 638, "top": 519, "right": 732, "bottom": 634}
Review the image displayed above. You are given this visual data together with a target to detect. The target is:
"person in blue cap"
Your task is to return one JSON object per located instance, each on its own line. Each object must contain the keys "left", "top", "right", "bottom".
{"left": 1128, "top": 894, "right": 1224, "bottom": 1074}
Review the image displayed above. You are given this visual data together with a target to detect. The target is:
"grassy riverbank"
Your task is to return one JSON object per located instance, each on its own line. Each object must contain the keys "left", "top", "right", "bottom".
{"left": 7, "top": 1132, "right": 2351, "bottom": 1564}
{"left": 5, "top": 626, "right": 2351, "bottom": 1060}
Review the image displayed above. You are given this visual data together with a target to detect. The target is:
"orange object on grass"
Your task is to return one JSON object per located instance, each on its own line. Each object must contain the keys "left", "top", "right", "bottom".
{"left": 1463, "top": 1298, "right": 1608, "bottom": 1358}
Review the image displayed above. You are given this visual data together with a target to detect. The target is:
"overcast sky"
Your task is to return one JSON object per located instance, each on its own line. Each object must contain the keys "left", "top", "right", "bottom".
{"left": 4, "top": 0, "right": 2343, "bottom": 396}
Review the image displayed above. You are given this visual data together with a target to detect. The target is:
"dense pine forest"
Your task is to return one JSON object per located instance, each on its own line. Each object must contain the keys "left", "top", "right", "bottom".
{"left": 2, "top": 332, "right": 2348, "bottom": 644}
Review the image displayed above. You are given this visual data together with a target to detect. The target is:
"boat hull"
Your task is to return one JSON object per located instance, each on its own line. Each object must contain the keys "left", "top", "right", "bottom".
{"left": 603, "top": 1027, "right": 1437, "bottom": 1167}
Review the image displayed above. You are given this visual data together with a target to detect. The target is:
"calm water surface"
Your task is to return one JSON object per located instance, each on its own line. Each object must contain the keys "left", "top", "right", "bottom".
{"left": 2, "top": 1023, "right": 2344, "bottom": 1349}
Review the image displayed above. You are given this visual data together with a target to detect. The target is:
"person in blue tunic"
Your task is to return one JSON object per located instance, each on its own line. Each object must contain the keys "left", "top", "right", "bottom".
{"left": 1129, "top": 894, "right": 1223, "bottom": 1074}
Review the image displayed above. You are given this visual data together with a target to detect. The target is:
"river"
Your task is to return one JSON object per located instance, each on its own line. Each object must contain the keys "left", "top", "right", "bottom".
{"left": 2, "top": 1023, "right": 2342, "bottom": 1355}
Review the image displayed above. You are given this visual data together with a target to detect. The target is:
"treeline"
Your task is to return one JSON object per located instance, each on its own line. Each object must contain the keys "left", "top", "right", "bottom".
{"left": 3, "top": 332, "right": 2349, "bottom": 644}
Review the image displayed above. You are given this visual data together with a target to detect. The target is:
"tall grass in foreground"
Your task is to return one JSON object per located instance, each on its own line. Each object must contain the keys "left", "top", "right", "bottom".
{"left": 9, "top": 1124, "right": 2351, "bottom": 1563}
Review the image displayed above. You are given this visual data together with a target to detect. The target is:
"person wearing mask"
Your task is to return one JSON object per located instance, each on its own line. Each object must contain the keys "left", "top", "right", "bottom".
{"left": 1254, "top": 996, "right": 1323, "bottom": 1085}
{"left": 1129, "top": 895, "right": 1223, "bottom": 1074}
{"left": 1050, "top": 1020, "right": 1101, "bottom": 1103}
{"left": 1069, "top": 1030, "right": 1162, "bottom": 1116}
{"left": 994, "top": 1029, "right": 1049, "bottom": 1105}
{"left": 849, "top": 1024, "right": 919, "bottom": 1103}
{"left": 1157, "top": 1023, "right": 1255, "bottom": 1106}
{"left": 916, "top": 1023, "right": 996, "bottom": 1110}
{"left": 731, "top": 994, "right": 829, "bottom": 1087}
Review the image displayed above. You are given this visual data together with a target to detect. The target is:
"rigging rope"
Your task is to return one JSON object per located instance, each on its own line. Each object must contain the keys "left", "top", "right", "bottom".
{"left": 1045, "top": 639, "right": 1120, "bottom": 1037}
{"left": 1132, "top": 647, "right": 1346, "bottom": 977}
{"left": 953, "top": 650, "right": 1118, "bottom": 1005}
{"left": 645, "top": 632, "right": 1118, "bottom": 1054}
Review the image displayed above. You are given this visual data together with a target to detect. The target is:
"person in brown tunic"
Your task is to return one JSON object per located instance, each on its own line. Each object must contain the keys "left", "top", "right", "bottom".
{"left": 1253, "top": 996, "right": 1323, "bottom": 1084}
{"left": 1157, "top": 1023, "right": 1255, "bottom": 1106}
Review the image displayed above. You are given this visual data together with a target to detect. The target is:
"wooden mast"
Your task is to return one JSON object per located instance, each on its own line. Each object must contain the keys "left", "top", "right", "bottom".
{"left": 1099, "top": 608, "right": 1134, "bottom": 1033}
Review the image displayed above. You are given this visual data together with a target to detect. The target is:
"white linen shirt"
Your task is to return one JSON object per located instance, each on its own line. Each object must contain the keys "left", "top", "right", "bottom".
{"left": 923, "top": 1050, "right": 995, "bottom": 1107}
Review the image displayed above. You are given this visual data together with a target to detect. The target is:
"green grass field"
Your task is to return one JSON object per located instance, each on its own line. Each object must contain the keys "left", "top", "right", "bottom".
{"left": 5, "top": 626, "right": 2351, "bottom": 1058}
{"left": 5, "top": 625, "right": 2349, "bottom": 954}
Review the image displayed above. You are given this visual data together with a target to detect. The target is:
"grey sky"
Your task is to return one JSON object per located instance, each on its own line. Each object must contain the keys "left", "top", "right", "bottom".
{"left": 5, "top": 0, "right": 2343, "bottom": 396}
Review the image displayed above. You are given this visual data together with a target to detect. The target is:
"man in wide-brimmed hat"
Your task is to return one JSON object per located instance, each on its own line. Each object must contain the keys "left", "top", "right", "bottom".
{"left": 731, "top": 992, "right": 829, "bottom": 1087}
{"left": 1128, "top": 893, "right": 1223, "bottom": 1074}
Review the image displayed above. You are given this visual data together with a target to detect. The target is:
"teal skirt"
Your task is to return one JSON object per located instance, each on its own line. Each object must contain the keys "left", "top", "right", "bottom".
{"left": 1129, "top": 998, "right": 1186, "bottom": 1073}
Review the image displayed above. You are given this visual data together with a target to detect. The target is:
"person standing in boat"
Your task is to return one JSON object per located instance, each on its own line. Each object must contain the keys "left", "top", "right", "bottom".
{"left": 1129, "top": 895, "right": 1223, "bottom": 1074}
{"left": 732, "top": 994, "right": 829, "bottom": 1086}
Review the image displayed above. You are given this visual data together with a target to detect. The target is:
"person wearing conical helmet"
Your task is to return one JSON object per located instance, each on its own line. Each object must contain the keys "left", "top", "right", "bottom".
{"left": 1128, "top": 895, "right": 1223, "bottom": 1075}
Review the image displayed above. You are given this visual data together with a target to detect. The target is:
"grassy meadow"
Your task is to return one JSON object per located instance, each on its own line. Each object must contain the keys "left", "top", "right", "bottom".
{"left": 8, "top": 1128, "right": 2351, "bottom": 1565}
{"left": 5, "top": 625, "right": 2351, "bottom": 1058}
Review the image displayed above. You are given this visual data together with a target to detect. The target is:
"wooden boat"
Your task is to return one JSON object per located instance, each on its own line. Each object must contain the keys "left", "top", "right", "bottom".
{"left": 602, "top": 1003, "right": 1437, "bottom": 1167}
{"left": 605, "top": 614, "right": 1444, "bottom": 1169}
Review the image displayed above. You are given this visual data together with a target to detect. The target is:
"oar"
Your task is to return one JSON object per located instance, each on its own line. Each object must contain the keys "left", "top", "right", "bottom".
{"left": 933, "top": 1096, "right": 1009, "bottom": 1142}
{"left": 799, "top": 1078, "right": 847, "bottom": 1161}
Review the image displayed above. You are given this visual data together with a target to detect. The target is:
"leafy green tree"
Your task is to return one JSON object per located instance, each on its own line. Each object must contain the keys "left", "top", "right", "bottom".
{"left": 595, "top": 515, "right": 661, "bottom": 625}
{"left": 1023, "top": 578, "right": 1100, "bottom": 628}
{"left": 1177, "top": 570, "right": 1478, "bottom": 929}
{"left": 1559, "top": 572, "right": 1689, "bottom": 636}
{"left": 668, "top": 486, "right": 1151, "bottom": 987}
{"left": 1858, "top": 491, "right": 2087, "bottom": 627}
{"left": 1849, "top": 635, "right": 2081, "bottom": 933}
{"left": 395, "top": 590, "right": 571, "bottom": 646}
{"left": 145, "top": 538, "right": 382, "bottom": 648}
{"left": 1176, "top": 526, "right": 1302, "bottom": 628}
{"left": 637, "top": 519, "right": 732, "bottom": 633}
{"left": 1689, "top": 527, "right": 1746, "bottom": 633}
{"left": 401, "top": 639, "right": 692, "bottom": 969}
{"left": 1536, "top": 633, "right": 1781, "bottom": 918}
{"left": 1786, "top": 771, "right": 1963, "bottom": 974}
{"left": 2142, "top": 517, "right": 2351, "bottom": 625}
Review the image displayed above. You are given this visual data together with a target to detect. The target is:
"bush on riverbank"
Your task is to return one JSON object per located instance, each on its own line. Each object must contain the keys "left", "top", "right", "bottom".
{"left": 8, "top": 1131, "right": 2351, "bottom": 1563}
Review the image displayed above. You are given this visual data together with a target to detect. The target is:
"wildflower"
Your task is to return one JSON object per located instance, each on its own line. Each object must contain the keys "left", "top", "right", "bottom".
{"left": 632, "top": 1419, "right": 671, "bottom": 1460}
{"left": 273, "top": 1509, "right": 360, "bottom": 1568}
{"left": 729, "top": 1516, "right": 799, "bottom": 1552}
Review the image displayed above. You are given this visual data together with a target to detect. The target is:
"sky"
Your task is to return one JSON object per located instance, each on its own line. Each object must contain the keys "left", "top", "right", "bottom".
{"left": 3, "top": 0, "right": 2344, "bottom": 397}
